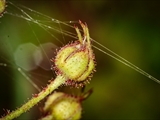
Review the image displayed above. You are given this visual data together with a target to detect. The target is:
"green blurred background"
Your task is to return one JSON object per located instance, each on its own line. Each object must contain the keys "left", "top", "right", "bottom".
{"left": 0, "top": 0, "right": 160, "bottom": 119}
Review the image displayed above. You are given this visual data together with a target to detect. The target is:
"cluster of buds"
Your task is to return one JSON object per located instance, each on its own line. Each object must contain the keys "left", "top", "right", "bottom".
{"left": 43, "top": 21, "right": 96, "bottom": 119}
{"left": 51, "top": 21, "right": 96, "bottom": 87}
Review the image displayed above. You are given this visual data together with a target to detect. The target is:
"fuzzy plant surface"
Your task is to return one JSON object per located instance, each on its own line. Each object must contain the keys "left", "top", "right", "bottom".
{"left": 0, "top": 21, "right": 96, "bottom": 120}
{"left": 41, "top": 89, "right": 93, "bottom": 120}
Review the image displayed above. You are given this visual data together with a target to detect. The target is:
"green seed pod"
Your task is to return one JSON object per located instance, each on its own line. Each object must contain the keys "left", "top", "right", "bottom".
{"left": 52, "top": 21, "right": 96, "bottom": 86}
{"left": 0, "top": 0, "right": 6, "bottom": 17}
{"left": 42, "top": 92, "right": 82, "bottom": 120}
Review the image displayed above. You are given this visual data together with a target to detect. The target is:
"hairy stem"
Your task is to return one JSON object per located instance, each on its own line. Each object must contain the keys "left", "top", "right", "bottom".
{"left": 1, "top": 75, "right": 66, "bottom": 120}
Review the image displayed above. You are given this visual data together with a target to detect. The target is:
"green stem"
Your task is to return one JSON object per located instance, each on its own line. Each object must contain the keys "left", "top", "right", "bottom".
{"left": 1, "top": 75, "right": 66, "bottom": 120}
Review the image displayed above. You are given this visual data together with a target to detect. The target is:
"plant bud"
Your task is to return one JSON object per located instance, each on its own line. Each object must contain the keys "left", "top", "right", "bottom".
{"left": 52, "top": 21, "right": 96, "bottom": 86}
{"left": 42, "top": 92, "right": 82, "bottom": 120}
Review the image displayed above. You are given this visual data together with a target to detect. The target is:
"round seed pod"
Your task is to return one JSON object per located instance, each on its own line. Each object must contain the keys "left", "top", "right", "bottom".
{"left": 52, "top": 21, "right": 96, "bottom": 87}
{"left": 42, "top": 92, "right": 82, "bottom": 120}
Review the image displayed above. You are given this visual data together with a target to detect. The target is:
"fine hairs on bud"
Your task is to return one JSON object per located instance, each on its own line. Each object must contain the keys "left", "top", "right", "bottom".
{"left": 41, "top": 89, "right": 93, "bottom": 120}
{"left": 52, "top": 21, "right": 96, "bottom": 87}
{"left": 41, "top": 92, "right": 82, "bottom": 120}
{"left": 1, "top": 21, "right": 96, "bottom": 120}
